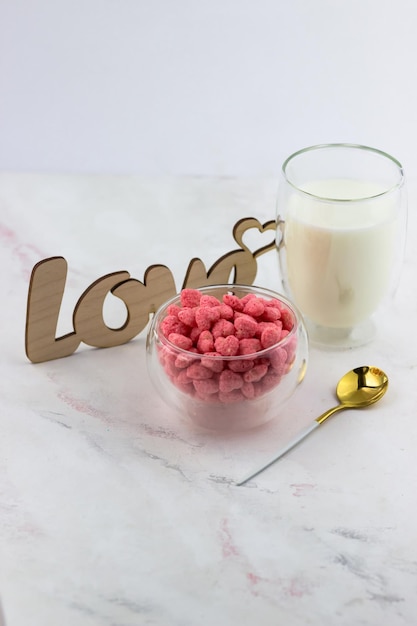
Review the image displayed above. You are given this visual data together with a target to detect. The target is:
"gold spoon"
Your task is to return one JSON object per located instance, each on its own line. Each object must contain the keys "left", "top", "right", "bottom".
{"left": 236, "top": 366, "right": 388, "bottom": 486}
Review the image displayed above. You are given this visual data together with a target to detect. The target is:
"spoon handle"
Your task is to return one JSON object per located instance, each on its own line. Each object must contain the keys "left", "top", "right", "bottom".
{"left": 236, "top": 421, "right": 319, "bottom": 486}
{"left": 236, "top": 404, "right": 345, "bottom": 486}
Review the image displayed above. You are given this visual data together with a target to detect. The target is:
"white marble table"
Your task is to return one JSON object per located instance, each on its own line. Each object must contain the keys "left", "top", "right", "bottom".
{"left": 1, "top": 173, "right": 416, "bottom": 626}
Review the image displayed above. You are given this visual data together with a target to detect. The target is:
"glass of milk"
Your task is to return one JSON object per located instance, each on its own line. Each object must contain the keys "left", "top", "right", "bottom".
{"left": 276, "top": 143, "right": 407, "bottom": 348}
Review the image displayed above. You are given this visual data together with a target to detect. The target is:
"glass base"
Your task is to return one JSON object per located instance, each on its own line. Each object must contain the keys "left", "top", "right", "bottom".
{"left": 306, "top": 318, "right": 376, "bottom": 350}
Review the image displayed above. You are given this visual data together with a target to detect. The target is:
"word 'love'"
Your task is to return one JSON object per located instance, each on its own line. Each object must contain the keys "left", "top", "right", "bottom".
{"left": 25, "top": 217, "right": 277, "bottom": 363}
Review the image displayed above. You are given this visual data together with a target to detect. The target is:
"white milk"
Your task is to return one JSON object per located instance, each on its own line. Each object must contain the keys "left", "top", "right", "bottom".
{"left": 283, "top": 179, "right": 398, "bottom": 328}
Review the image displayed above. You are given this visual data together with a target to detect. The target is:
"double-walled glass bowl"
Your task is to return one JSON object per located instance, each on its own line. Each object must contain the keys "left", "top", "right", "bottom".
{"left": 146, "top": 285, "right": 308, "bottom": 431}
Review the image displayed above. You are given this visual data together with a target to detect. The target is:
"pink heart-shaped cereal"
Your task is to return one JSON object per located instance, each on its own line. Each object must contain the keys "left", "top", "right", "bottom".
{"left": 214, "top": 335, "right": 240, "bottom": 356}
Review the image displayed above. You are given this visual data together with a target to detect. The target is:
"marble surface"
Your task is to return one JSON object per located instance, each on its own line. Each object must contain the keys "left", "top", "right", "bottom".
{"left": 0, "top": 172, "right": 416, "bottom": 626}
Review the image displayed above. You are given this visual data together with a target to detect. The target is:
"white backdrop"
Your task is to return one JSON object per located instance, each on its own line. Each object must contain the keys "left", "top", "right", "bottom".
{"left": 1, "top": 0, "right": 416, "bottom": 177}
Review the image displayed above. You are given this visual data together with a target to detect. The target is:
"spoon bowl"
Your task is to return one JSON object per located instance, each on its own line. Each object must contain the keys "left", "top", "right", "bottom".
{"left": 316, "top": 365, "right": 389, "bottom": 424}
{"left": 336, "top": 366, "right": 388, "bottom": 407}
{"left": 237, "top": 365, "right": 389, "bottom": 485}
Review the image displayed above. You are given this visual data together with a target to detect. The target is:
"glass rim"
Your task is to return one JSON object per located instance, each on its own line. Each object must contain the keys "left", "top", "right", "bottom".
{"left": 281, "top": 143, "right": 405, "bottom": 202}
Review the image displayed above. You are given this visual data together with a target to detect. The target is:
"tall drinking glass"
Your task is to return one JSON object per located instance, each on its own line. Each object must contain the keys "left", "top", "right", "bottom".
{"left": 276, "top": 144, "right": 407, "bottom": 348}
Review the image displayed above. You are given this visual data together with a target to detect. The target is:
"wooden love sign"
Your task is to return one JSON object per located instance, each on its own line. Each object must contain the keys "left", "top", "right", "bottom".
{"left": 25, "top": 217, "right": 277, "bottom": 363}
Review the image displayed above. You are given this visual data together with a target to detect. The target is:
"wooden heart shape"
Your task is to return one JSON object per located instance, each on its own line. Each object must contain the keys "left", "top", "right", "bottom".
{"left": 233, "top": 217, "right": 277, "bottom": 258}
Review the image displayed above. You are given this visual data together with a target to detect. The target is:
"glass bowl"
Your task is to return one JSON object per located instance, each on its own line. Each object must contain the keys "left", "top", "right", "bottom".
{"left": 146, "top": 284, "right": 308, "bottom": 431}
